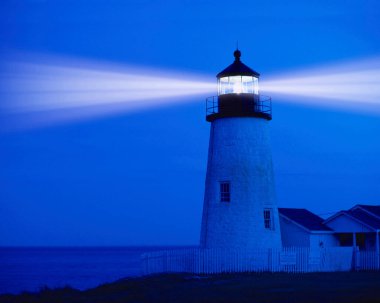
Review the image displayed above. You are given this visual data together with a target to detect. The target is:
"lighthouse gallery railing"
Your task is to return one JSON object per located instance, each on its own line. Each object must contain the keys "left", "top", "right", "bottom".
{"left": 206, "top": 94, "right": 272, "bottom": 118}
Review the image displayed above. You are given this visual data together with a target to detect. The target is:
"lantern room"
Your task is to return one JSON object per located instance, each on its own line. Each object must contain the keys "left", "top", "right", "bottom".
{"left": 206, "top": 50, "right": 272, "bottom": 122}
{"left": 217, "top": 50, "right": 260, "bottom": 96}
{"left": 218, "top": 75, "right": 259, "bottom": 95}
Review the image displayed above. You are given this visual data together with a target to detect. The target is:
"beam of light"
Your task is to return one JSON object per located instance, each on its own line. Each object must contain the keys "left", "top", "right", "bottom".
{"left": 261, "top": 57, "right": 380, "bottom": 113}
{"left": 1, "top": 53, "right": 380, "bottom": 132}
{"left": 0, "top": 53, "right": 215, "bottom": 130}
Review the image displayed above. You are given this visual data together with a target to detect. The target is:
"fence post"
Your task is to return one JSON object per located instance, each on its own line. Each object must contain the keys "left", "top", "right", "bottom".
{"left": 353, "top": 247, "right": 360, "bottom": 271}
{"left": 376, "top": 230, "right": 380, "bottom": 270}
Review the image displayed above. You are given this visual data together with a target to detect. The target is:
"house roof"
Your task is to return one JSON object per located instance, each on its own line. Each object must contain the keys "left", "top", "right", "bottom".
{"left": 324, "top": 205, "right": 380, "bottom": 231}
{"left": 357, "top": 204, "right": 380, "bottom": 219}
{"left": 278, "top": 208, "right": 332, "bottom": 232}
{"left": 346, "top": 208, "right": 380, "bottom": 230}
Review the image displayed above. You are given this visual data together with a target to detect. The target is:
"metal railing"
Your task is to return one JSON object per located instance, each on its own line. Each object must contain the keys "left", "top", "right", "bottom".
{"left": 206, "top": 94, "right": 272, "bottom": 118}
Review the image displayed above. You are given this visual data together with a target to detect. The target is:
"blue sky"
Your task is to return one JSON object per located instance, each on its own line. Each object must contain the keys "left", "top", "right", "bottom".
{"left": 0, "top": 0, "right": 380, "bottom": 246}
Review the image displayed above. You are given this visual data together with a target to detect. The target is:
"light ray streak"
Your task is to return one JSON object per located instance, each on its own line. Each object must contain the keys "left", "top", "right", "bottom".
{"left": 1, "top": 54, "right": 380, "bottom": 131}
{"left": 1, "top": 55, "right": 215, "bottom": 115}
{"left": 261, "top": 57, "right": 380, "bottom": 112}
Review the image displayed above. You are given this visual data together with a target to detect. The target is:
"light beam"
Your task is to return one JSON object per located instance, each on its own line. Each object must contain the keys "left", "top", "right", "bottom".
{"left": 261, "top": 57, "right": 380, "bottom": 113}
{"left": 1, "top": 53, "right": 380, "bottom": 131}
{"left": 0, "top": 54, "right": 215, "bottom": 130}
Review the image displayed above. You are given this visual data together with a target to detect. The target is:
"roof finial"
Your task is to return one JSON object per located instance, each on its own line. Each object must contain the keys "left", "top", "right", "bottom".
{"left": 234, "top": 41, "right": 241, "bottom": 61}
{"left": 233, "top": 47, "right": 241, "bottom": 62}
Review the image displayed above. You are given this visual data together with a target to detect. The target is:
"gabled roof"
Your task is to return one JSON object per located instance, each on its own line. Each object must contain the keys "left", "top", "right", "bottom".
{"left": 279, "top": 208, "right": 332, "bottom": 232}
{"left": 324, "top": 205, "right": 380, "bottom": 231}
{"left": 347, "top": 208, "right": 380, "bottom": 229}
{"left": 356, "top": 204, "right": 380, "bottom": 219}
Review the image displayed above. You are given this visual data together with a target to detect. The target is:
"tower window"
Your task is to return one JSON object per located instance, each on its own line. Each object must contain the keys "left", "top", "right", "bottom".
{"left": 220, "top": 182, "right": 230, "bottom": 202}
{"left": 264, "top": 209, "right": 274, "bottom": 230}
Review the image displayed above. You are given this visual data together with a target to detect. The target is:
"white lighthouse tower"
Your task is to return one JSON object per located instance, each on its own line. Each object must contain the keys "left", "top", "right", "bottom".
{"left": 200, "top": 50, "right": 282, "bottom": 250}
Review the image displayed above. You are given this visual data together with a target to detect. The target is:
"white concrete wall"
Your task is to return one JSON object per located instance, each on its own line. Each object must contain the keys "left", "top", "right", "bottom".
{"left": 279, "top": 216, "right": 339, "bottom": 249}
{"left": 310, "top": 234, "right": 339, "bottom": 250}
{"left": 200, "top": 117, "right": 282, "bottom": 249}
{"left": 279, "top": 216, "right": 310, "bottom": 247}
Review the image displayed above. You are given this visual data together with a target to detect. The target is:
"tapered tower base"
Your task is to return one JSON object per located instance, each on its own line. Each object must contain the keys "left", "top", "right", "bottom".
{"left": 200, "top": 117, "right": 281, "bottom": 249}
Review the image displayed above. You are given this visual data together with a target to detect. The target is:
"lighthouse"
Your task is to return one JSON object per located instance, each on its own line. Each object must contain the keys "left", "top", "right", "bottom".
{"left": 200, "top": 50, "right": 282, "bottom": 250}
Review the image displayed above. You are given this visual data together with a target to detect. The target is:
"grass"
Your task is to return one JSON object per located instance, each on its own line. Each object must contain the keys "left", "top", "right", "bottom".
{"left": 1, "top": 272, "right": 380, "bottom": 303}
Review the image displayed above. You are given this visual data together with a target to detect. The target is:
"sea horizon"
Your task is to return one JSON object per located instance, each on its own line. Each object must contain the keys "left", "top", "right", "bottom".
{"left": 0, "top": 245, "right": 198, "bottom": 295}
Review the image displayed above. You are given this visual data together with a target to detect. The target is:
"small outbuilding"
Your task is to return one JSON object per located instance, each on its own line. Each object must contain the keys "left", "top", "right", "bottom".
{"left": 279, "top": 208, "right": 339, "bottom": 249}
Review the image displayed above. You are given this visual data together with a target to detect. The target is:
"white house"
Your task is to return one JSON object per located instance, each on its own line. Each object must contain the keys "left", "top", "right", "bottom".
{"left": 324, "top": 204, "right": 380, "bottom": 251}
{"left": 279, "top": 205, "right": 380, "bottom": 253}
{"left": 279, "top": 208, "right": 339, "bottom": 250}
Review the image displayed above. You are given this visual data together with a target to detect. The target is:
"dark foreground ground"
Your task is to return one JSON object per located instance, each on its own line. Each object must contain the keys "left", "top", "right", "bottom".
{"left": 1, "top": 272, "right": 380, "bottom": 303}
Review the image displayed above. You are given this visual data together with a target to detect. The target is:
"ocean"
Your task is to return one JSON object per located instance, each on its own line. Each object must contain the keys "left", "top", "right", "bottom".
{"left": 0, "top": 246, "right": 190, "bottom": 294}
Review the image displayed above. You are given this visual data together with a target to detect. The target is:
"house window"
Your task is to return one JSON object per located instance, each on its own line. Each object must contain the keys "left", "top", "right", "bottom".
{"left": 264, "top": 209, "right": 274, "bottom": 230}
{"left": 220, "top": 182, "right": 230, "bottom": 202}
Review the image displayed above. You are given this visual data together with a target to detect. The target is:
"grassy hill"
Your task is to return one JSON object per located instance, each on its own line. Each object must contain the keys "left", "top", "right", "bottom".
{"left": 1, "top": 272, "right": 380, "bottom": 303}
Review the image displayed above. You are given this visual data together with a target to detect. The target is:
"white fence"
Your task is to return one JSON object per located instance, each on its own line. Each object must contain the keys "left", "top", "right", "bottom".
{"left": 357, "top": 250, "right": 380, "bottom": 271}
{"left": 141, "top": 247, "right": 360, "bottom": 275}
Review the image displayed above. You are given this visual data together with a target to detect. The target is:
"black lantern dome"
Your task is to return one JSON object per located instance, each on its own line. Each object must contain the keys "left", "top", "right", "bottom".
{"left": 206, "top": 50, "right": 271, "bottom": 122}
{"left": 216, "top": 50, "right": 260, "bottom": 78}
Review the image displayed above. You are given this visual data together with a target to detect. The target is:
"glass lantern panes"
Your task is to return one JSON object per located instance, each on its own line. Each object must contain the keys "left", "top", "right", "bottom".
{"left": 218, "top": 76, "right": 258, "bottom": 95}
